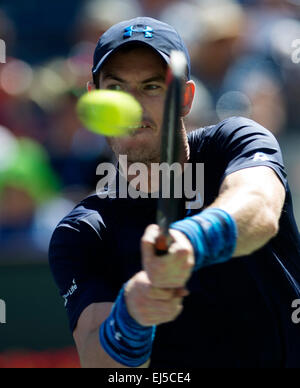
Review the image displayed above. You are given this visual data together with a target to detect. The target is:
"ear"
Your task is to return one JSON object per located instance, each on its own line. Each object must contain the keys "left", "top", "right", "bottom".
{"left": 87, "top": 81, "right": 96, "bottom": 92}
{"left": 181, "top": 80, "right": 195, "bottom": 117}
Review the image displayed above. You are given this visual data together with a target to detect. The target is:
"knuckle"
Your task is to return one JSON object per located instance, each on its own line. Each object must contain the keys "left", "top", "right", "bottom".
{"left": 172, "top": 302, "right": 183, "bottom": 315}
{"left": 149, "top": 288, "right": 173, "bottom": 300}
{"left": 184, "top": 257, "right": 195, "bottom": 270}
{"left": 141, "top": 237, "right": 152, "bottom": 248}
{"left": 144, "top": 224, "right": 154, "bottom": 234}
{"left": 147, "top": 270, "right": 159, "bottom": 286}
{"left": 175, "top": 305, "right": 184, "bottom": 318}
{"left": 139, "top": 317, "right": 153, "bottom": 327}
{"left": 177, "top": 248, "right": 190, "bottom": 257}
{"left": 143, "top": 224, "right": 159, "bottom": 238}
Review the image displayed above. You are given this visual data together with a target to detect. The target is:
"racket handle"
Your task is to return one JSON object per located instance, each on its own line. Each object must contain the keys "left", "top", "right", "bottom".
{"left": 155, "top": 233, "right": 172, "bottom": 256}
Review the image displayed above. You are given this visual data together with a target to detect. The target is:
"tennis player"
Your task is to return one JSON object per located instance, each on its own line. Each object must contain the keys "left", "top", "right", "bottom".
{"left": 49, "top": 17, "right": 300, "bottom": 368}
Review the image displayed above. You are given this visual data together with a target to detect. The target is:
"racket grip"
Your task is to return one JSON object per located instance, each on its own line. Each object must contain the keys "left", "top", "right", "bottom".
{"left": 155, "top": 233, "right": 172, "bottom": 256}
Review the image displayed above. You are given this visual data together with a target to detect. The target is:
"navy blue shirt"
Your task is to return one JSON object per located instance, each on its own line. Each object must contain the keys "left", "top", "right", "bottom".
{"left": 49, "top": 117, "right": 300, "bottom": 367}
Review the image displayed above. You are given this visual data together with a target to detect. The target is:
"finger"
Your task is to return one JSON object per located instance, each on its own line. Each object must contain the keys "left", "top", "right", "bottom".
{"left": 168, "top": 228, "right": 187, "bottom": 242}
{"left": 141, "top": 225, "right": 161, "bottom": 262}
{"left": 147, "top": 287, "right": 174, "bottom": 301}
{"left": 171, "top": 297, "right": 184, "bottom": 311}
{"left": 168, "top": 229, "right": 194, "bottom": 252}
{"left": 142, "top": 224, "right": 161, "bottom": 245}
{"left": 168, "top": 244, "right": 191, "bottom": 261}
{"left": 149, "top": 273, "right": 189, "bottom": 289}
{"left": 151, "top": 299, "right": 183, "bottom": 315}
{"left": 173, "top": 287, "right": 190, "bottom": 298}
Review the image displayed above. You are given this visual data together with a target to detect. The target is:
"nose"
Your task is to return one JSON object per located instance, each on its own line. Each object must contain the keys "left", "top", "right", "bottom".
{"left": 128, "top": 87, "right": 147, "bottom": 115}
{"left": 128, "top": 86, "right": 142, "bottom": 104}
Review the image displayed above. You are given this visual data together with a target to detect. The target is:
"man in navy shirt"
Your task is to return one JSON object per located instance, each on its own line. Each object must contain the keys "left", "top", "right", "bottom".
{"left": 49, "top": 17, "right": 300, "bottom": 368}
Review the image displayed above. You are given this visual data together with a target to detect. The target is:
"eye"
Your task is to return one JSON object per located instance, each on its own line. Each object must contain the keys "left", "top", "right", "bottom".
{"left": 143, "top": 83, "right": 165, "bottom": 95}
{"left": 145, "top": 84, "right": 161, "bottom": 90}
{"left": 106, "top": 84, "right": 123, "bottom": 91}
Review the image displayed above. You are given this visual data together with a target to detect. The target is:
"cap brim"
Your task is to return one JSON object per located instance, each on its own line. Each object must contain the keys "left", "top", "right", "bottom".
{"left": 92, "top": 41, "right": 170, "bottom": 74}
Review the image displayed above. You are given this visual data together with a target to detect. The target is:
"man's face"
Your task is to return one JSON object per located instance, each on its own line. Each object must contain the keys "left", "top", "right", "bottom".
{"left": 99, "top": 46, "right": 168, "bottom": 164}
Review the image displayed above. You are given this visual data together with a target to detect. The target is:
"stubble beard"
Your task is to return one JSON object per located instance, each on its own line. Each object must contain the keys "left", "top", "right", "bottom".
{"left": 108, "top": 135, "right": 161, "bottom": 165}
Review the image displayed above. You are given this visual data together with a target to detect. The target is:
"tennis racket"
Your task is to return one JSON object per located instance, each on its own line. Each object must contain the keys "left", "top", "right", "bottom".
{"left": 155, "top": 50, "right": 187, "bottom": 255}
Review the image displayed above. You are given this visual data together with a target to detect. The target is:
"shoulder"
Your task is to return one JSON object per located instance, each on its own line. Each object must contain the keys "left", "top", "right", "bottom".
{"left": 49, "top": 194, "right": 110, "bottom": 251}
{"left": 214, "top": 116, "right": 278, "bottom": 141}
{"left": 58, "top": 195, "right": 106, "bottom": 231}
{"left": 188, "top": 117, "right": 280, "bottom": 154}
{"left": 189, "top": 117, "right": 275, "bottom": 140}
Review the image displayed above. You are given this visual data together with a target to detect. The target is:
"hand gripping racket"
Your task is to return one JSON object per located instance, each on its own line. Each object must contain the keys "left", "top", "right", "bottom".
{"left": 155, "top": 50, "right": 187, "bottom": 255}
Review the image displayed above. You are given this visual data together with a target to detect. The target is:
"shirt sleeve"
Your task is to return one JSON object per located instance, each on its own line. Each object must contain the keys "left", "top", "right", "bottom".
{"left": 48, "top": 208, "right": 120, "bottom": 333}
{"left": 212, "top": 117, "right": 288, "bottom": 189}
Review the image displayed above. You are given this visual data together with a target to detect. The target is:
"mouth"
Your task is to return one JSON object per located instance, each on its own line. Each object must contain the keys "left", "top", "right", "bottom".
{"left": 132, "top": 122, "right": 154, "bottom": 134}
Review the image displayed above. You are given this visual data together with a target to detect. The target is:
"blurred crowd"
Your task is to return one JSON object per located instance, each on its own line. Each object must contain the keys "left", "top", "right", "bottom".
{"left": 0, "top": 0, "right": 299, "bottom": 261}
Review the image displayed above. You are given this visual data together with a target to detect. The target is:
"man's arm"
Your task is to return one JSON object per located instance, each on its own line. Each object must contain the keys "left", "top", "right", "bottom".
{"left": 73, "top": 302, "right": 131, "bottom": 368}
{"left": 73, "top": 271, "right": 186, "bottom": 368}
{"left": 142, "top": 166, "right": 286, "bottom": 289}
{"left": 212, "top": 166, "right": 286, "bottom": 257}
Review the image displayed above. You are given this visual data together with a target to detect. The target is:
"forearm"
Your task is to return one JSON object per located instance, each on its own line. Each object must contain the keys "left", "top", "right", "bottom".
{"left": 74, "top": 273, "right": 184, "bottom": 369}
{"left": 78, "top": 329, "right": 127, "bottom": 368}
{"left": 78, "top": 329, "right": 150, "bottom": 368}
{"left": 171, "top": 168, "right": 285, "bottom": 270}
{"left": 74, "top": 304, "right": 132, "bottom": 368}
{"left": 211, "top": 187, "right": 279, "bottom": 257}
{"left": 74, "top": 300, "right": 152, "bottom": 368}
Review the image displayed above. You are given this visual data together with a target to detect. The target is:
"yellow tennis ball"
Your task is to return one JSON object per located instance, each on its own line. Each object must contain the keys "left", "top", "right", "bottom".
{"left": 77, "top": 90, "right": 142, "bottom": 137}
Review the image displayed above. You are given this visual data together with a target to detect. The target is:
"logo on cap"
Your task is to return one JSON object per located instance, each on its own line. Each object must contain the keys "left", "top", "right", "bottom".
{"left": 123, "top": 25, "right": 153, "bottom": 39}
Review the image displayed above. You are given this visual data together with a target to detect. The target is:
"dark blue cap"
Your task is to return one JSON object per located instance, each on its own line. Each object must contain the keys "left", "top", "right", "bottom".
{"left": 93, "top": 17, "right": 191, "bottom": 80}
